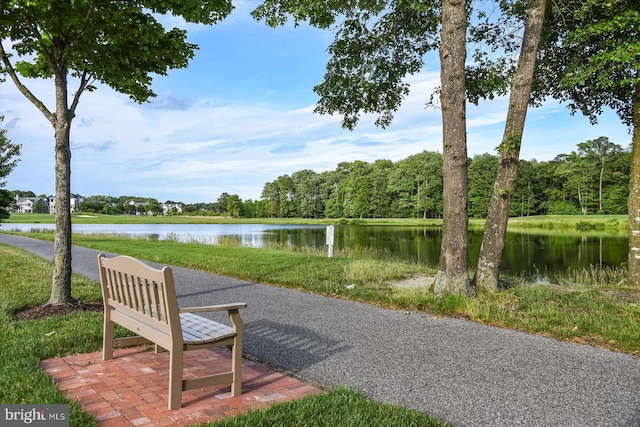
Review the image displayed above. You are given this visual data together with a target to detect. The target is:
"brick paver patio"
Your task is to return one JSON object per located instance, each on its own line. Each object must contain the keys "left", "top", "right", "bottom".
{"left": 41, "top": 346, "right": 322, "bottom": 426}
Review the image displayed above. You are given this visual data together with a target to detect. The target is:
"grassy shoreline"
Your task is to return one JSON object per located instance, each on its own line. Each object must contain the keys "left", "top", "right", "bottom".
{"left": 3, "top": 212, "right": 629, "bottom": 230}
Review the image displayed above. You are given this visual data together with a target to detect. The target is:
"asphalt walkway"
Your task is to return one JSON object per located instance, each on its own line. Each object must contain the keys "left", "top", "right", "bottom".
{"left": 2, "top": 233, "right": 639, "bottom": 426}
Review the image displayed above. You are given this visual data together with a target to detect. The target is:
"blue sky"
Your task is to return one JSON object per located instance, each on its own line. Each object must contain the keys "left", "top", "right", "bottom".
{"left": 0, "top": 3, "right": 632, "bottom": 203}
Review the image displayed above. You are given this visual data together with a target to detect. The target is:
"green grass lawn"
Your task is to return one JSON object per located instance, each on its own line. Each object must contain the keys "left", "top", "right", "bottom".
{"left": 0, "top": 243, "right": 448, "bottom": 426}
{"left": 0, "top": 245, "right": 104, "bottom": 425}
{"left": 205, "top": 387, "right": 447, "bottom": 426}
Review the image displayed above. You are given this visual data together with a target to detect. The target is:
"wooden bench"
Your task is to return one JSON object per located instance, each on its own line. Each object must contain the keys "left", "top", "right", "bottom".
{"left": 97, "top": 253, "right": 247, "bottom": 410}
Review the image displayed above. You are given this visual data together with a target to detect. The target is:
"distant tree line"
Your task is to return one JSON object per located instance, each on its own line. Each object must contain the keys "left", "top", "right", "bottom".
{"left": 11, "top": 137, "right": 629, "bottom": 219}
{"left": 169, "top": 136, "right": 632, "bottom": 219}
{"left": 251, "top": 136, "right": 630, "bottom": 219}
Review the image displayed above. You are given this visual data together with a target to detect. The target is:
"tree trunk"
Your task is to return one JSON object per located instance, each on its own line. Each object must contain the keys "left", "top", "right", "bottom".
{"left": 628, "top": 83, "right": 640, "bottom": 286}
{"left": 473, "top": 0, "right": 546, "bottom": 293}
{"left": 50, "top": 71, "right": 74, "bottom": 304}
{"left": 578, "top": 187, "right": 587, "bottom": 214}
{"left": 599, "top": 157, "right": 605, "bottom": 212}
{"left": 433, "top": 0, "right": 469, "bottom": 295}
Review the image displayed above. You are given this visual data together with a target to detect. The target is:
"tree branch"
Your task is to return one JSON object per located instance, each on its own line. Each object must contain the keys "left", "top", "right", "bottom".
{"left": 69, "top": 70, "right": 95, "bottom": 116}
{"left": 0, "top": 41, "right": 54, "bottom": 124}
{"left": 22, "top": 15, "right": 60, "bottom": 75}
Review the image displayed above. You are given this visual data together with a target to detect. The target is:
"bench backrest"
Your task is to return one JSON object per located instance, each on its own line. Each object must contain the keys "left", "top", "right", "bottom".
{"left": 98, "top": 254, "right": 182, "bottom": 343}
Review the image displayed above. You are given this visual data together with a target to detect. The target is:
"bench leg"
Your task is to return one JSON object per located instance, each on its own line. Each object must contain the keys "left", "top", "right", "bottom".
{"left": 168, "top": 346, "right": 184, "bottom": 410}
{"left": 229, "top": 309, "right": 244, "bottom": 397}
{"left": 230, "top": 334, "right": 243, "bottom": 397}
{"left": 103, "top": 313, "right": 114, "bottom": 361}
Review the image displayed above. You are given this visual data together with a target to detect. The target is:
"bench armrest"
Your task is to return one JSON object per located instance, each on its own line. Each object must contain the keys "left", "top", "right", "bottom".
{"left": 179, "top": 303, "right": 247, "bottom": 313}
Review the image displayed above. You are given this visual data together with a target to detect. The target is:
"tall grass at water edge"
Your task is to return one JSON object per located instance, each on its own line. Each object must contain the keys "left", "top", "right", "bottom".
{"left": 551, "top": 265, "right": 627, "bottom": 287}
{"left": 506, "top": 215, "right": 627, "bottom": 232}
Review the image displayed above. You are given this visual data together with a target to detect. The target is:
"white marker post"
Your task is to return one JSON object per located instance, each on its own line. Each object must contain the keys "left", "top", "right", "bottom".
{"left": 326, "top": 225, "right": 335, "bottom": 258}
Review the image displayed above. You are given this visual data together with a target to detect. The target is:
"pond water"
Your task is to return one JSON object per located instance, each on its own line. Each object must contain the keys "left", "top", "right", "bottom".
{"left": 2, "top": 223, "right": 628, "bottom": 279}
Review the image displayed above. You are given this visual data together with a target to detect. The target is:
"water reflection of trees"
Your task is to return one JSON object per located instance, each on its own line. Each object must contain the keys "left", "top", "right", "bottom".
{"left": 501, "top": 232, "right": 626, "bottom": 277}
{"left": 113, "top": 224, "right": 626, "bottom": 279}
{"left": 265, "top": 226, "right": 627, "bottom": 279}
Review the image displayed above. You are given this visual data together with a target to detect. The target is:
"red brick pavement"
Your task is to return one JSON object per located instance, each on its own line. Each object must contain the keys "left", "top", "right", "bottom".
{"left": 40, "top": 347, "right": 322, "bottom": 426}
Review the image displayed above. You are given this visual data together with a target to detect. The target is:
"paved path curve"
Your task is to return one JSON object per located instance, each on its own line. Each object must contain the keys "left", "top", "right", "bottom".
{"left": 2, "top": 233, "right": 639, "bottom": 426}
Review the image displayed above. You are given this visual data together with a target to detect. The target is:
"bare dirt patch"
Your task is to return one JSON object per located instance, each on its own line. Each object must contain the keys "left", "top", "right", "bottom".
{"left": 14, "top": 302, "right": 103, "bottom": 321}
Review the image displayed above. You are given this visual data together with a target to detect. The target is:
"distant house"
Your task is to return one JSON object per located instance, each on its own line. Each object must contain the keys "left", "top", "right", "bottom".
{"left": 48, "top": 194, "right": 84, "bottom": 214}
{"left": 162, "top": 203, "right": 183, "bottom": 215}
{"left": 127, "top": 200, "right": 148, "bottom": 215}
{"left": 128, "top": 200, "right": 147, "bottom": 207}
{"left": 126, "top": 200, "right": 182, "bottom": 216}
{"left": 14, "top": 196, "right": 49, "bottom": 213}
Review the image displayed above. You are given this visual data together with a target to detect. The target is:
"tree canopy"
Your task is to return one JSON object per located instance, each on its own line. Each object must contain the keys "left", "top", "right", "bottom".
{"left": 253, "top": 0, "right": 440, "bottom": 130}
{"left": 0, "top": 0, "right": 234, "bottom": 303}
{"left": 535, "top": 0, "right": 639, "bottom": 127}
{"left": 0, "top": 1, "right": 233, "bottom": 105}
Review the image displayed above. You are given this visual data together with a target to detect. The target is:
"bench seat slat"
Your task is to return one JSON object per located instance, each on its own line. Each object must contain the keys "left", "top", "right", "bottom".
{"left": 179, "top": 312, "right": 235, "bottom": 344}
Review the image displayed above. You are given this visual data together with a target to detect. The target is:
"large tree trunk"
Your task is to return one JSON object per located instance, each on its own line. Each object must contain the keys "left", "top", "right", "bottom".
{"left": 50, "top": 71, "right": 74, "bottom": 304}
{"left": 473, "top": 0, "right": 546, "bottom": 293}
{"left": 433, "top": 0, "right": 469, "bottom": 295}
{"left": 628, "top": 84, "right": 640, "bottom": 286}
